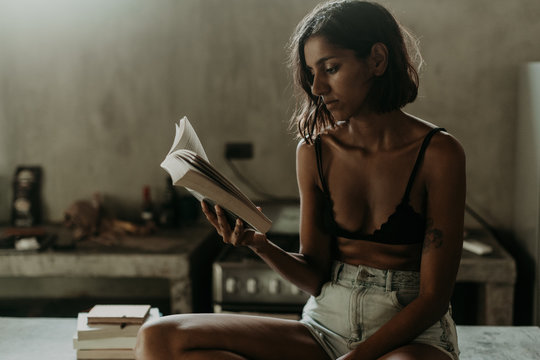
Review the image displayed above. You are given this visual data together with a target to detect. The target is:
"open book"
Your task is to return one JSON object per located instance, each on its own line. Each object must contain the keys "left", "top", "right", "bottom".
{"left": 160, "top": 116, "right": 272, "bottom": 233}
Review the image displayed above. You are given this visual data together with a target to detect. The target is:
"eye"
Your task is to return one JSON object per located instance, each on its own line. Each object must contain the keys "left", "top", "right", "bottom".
{"left": 325, "top": 65, "right": 339, "bottom": 74}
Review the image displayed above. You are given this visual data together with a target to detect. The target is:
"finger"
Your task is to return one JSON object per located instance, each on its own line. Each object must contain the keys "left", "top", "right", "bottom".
{"left": 201, "top": 200, "right": 209, "bottom": 212}
{"left": 201, "top": 201, "right": 216, "bottom": 221}
{"left": 231, "top": 219, "right": 244, "bottom": 246}
{"left": 215, "top": 205, "right": 232, "bottom": 238}
{"left": 200, "top": 201, "right": 221, "bottom": 233}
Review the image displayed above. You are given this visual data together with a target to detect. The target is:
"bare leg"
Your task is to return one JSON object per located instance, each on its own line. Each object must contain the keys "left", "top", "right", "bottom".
{"left": 135, "top": 313, "right": 330, "bottom": 360}
{"left": 378, "top": 343, "right": 452, "bottom": 360}
{"left": 181, "top": 350, "right": 247, "bottom": 360}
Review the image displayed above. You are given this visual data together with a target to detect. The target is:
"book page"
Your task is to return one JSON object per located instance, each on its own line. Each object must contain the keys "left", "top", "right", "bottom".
{"left": 178, "top": 169, "right": 271, "bottom": 232}
{"left": 176, "top": 151, "right": 253, "bottom": 207}
{"left": 160, "top": 116, "right": 272, "bottom": 233}
{"left": 166, "top": 116, "right": 208, "bottom": 161}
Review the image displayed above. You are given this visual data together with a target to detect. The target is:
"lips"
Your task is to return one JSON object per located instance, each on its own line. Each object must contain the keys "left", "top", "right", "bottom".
{"left": 324, "top": 100, "right": 338, "bottom": 109}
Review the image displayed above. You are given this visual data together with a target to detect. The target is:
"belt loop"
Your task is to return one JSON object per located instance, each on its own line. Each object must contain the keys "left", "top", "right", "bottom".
{"left": 385, "top": 270, "right": 393, "bottom": 292}
{"left": 334, "top": 262, "right": 344, "bottom": 283}
{"left": 353, "top": 264, "right": 362, "bottom": 284}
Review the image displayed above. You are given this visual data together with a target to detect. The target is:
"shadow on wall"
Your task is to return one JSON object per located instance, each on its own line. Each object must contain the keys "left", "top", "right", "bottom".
{"left": 497, "top": 229, "right": 536, "bottom": 325}
{"left": 0, "top": 175, "right": 9, "bottom": 223}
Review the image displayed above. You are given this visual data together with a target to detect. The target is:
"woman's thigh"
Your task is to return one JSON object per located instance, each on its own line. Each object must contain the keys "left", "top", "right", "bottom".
{"left": 136, "top": 313, "right": 330, "bottom": 360}
{"left": 378, "top": 343, "right": 452, "bottom": 360}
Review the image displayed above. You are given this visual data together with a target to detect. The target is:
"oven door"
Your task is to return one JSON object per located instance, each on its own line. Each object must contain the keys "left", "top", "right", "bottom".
{"left": 213, "top": 251, "right": 309, "bottom": 320}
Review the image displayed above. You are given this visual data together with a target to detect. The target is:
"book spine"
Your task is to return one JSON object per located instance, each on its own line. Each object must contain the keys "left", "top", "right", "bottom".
{"left": 73, "top": 336, "right": 136, "bottom": 350}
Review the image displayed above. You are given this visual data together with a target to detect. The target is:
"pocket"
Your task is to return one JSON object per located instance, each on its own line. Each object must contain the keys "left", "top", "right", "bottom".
{"left": 314, "top": 281, "right": 330, "bottom": 301}
{"left": 391, "top": 288, "right": 419, "bottom": 309}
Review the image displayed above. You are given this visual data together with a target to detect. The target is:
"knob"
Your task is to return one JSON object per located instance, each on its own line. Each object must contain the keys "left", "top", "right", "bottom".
{"left": 246, "top": 278, "right": 258, "bottom": 294}
{"left": 225, "top": 277, "right": 237, "bottom": 294}
{"left": 268, "top": 279, "right": 281, "bottom": 294}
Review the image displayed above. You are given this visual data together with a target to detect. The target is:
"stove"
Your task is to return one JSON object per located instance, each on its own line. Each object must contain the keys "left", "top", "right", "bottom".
{"left": 212, "top": 202, "right": 309, "bottom": 317}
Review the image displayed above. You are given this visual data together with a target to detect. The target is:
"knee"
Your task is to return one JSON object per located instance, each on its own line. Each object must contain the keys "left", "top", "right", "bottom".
{"left": 377, "top": 343, "right": 449, "bottom": 360}
{"left": 135, "top": 316, "right": 186, "bottom": 360}
{"left": 378, "top": 350, "right": 417, "bottom": 360}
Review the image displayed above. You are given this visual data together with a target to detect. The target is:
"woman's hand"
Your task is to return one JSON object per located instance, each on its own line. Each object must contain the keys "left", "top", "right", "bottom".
{"left": 200, "top": 201, "right": 268, "bottom": 251}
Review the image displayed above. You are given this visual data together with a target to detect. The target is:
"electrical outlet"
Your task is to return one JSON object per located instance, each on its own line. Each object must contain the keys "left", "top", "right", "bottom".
{"left": 225, "top": 142, "right": 253, "bottom": 159}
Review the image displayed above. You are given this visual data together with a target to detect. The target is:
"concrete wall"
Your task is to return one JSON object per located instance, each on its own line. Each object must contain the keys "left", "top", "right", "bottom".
{"left": 1, "top": 0, "right": 539, "bottom": 225}
{"left": 0, "top": 0, "right": 313, "bottom": 221}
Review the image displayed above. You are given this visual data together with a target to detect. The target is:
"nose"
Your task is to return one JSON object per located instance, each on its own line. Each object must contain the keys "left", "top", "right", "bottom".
{"left": 311, "top": 73, "right": 329, "bottom": 97}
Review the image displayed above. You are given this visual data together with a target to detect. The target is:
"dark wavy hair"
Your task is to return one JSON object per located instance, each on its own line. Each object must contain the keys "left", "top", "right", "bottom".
{"left": 288, "top": 0, "right": 421, "bottom": 143}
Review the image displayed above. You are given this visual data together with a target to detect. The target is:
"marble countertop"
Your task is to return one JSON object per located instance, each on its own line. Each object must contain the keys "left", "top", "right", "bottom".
{"left": 1, "top": 317, "right": 539, "bottom": 360}
{"left": 457, "top": 326, "right": 540, "bottom": 360}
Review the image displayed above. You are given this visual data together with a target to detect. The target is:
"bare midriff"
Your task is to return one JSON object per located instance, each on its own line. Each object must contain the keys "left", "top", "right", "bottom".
{"left": 337, "top": 238, "right": 423, "bottom": 271}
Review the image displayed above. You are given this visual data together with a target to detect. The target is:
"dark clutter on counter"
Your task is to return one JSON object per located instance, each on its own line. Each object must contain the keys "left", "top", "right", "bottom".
{"left": 2, "top": 165, "right": 201, "bottom": 252}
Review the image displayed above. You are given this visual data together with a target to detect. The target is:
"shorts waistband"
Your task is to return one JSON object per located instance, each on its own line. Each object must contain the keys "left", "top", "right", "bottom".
{"left": 331, "top": 261, "right": 420, "bottom": 291}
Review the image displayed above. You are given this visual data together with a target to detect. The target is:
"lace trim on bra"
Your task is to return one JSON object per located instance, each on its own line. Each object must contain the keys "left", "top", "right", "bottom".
{"left": 315, "top": 127, "right": 444, "bottom": 244}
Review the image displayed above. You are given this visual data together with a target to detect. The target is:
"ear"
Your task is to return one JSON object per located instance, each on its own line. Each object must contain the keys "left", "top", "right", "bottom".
{"left": 369, "top": 43, "right": 388, "bottom": 76}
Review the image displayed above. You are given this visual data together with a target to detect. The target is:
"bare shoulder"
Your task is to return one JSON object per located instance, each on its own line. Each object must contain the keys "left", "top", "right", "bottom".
{"left": 296, "top": 139, "right": 319, "bottom": 187}
{"left": 295, "top": 122, "right": 340, "bottom": 157}
{"left": 296, "top": 121, "right": 348, "bottom": 164}
{"left": 408, "top": 114, "right": 464, "bottom": 158}
{"left": 312, "top": 121, "right": 348, "bottom": 149}
{"left": 296, "top": 138, "right": 315, "bottom": 162}
{"left": 424, "top": 129, "right": 466, "bottom": 176}
{"left": 429, "top": 129, "right": 465, "bottom": 161}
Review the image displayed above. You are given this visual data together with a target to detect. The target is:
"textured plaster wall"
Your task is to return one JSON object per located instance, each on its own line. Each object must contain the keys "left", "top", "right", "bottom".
{"left": 1, "top": 0, "right": 539, "bottom": 234}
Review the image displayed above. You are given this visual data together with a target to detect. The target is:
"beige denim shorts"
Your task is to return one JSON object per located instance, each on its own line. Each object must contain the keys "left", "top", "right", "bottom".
{"left": 300, "top": 261, "right": 459, "bottom": 360}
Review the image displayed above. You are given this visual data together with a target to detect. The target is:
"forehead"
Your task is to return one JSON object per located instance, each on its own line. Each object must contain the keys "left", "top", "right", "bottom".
{"left": 303, "top": 36, "right": 354, "bottom": 67}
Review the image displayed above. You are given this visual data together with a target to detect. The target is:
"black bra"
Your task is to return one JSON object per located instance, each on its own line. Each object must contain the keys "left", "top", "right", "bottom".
{"left": 315, "top": 127, "right": 445, "bottom": 245}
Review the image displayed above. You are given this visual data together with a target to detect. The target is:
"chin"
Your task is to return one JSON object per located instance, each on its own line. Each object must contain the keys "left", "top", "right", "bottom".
{"left": 329, "top": 110, "right": 349, "bottom": 122}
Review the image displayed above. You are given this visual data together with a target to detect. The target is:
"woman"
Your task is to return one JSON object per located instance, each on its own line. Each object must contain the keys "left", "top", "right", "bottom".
{"left": 135, "top": 1, "right": 465, "bottom": 359}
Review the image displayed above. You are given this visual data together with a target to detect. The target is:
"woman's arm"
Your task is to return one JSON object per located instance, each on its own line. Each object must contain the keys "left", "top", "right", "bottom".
{"left": 341, "top": 132, "right": 466, "bottom": 360}
{"left": 201, "top": 140, "right": 333, "bottom": 296}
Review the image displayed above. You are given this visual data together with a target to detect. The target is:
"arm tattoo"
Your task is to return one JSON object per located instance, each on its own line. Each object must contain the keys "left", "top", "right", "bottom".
{"left": 423, "top": 218, "right": 443, "bottom": 253}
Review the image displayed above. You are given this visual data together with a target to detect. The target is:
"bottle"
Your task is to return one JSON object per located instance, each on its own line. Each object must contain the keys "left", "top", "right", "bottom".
{"left": 11, "top": 166, "right": 42, "bottom": 227}
{"left": 141, "top": 185, "right": 155, "bottom": 225}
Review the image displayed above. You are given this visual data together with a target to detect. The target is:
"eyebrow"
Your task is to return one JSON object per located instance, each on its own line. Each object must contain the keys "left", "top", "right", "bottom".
{"left": 306, "top": 56, "right": 338, "bottom": 70}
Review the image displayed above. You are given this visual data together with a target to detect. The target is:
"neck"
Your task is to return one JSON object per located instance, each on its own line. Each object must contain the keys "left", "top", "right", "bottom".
{"left": 343, "top": 110, "right": 410, "bottom": 152}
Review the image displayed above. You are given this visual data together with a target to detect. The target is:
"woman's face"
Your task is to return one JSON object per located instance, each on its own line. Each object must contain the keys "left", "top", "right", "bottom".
{"left": 304, "top": 36, "right": 374, "bottom": 121}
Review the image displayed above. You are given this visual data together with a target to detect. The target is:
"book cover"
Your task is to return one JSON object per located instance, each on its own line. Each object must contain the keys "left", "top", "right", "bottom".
{"left": 77, "top": 308, "right": 160, "bottom": 340}
{"left": 87, "top": 304, "right": 151, "bottom": 325}
{"left": 73, "top": 335, "right": 136, "bottom": 350}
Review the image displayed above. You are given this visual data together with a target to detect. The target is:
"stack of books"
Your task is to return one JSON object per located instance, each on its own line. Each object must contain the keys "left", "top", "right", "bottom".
{"left": 73, "top": 305, "right": 159, "bottom": 360}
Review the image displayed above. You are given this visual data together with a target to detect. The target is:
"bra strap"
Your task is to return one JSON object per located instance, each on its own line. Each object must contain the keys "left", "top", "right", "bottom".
{"left": 402, "top": 127, "right": 446, "bottom": 203}
{"left": 314, "top": 135, "right": 331, "bottom": 195}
